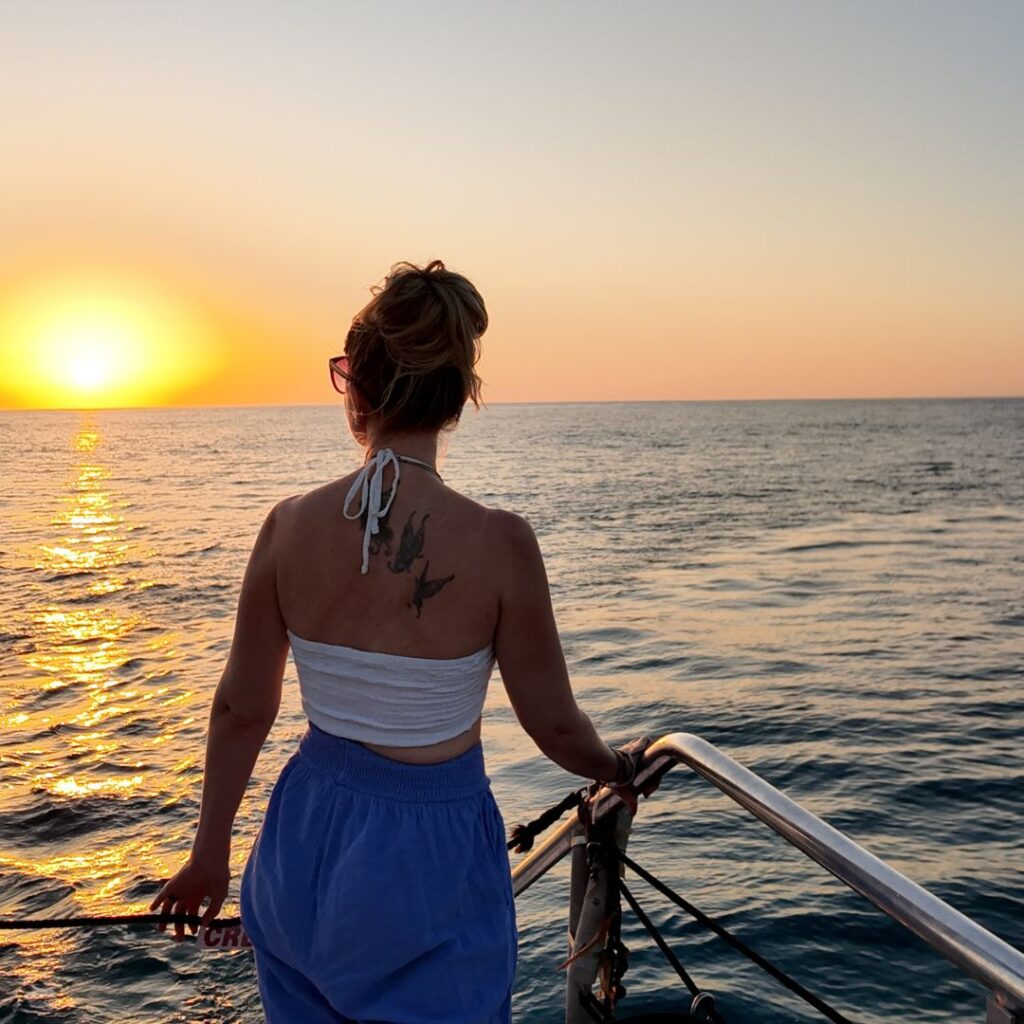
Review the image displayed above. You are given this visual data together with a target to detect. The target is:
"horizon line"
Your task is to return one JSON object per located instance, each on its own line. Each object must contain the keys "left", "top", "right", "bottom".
{"left": 1, "top": 393, "right": 1023, "bottom": 414}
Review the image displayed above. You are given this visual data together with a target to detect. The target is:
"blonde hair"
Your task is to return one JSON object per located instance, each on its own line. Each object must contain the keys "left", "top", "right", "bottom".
{"left": 345, "top": 259, "right": 487, "bottom": 434}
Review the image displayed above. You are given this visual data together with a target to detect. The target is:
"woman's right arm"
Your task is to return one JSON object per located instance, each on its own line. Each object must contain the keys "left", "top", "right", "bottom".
{"left": 493, "top": 511, "right": 621, "bottom": 782}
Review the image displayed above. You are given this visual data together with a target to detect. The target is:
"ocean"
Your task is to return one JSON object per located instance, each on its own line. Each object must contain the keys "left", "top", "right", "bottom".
{"left": 1, "top": 399, "right": 1021, "bottom": 1024}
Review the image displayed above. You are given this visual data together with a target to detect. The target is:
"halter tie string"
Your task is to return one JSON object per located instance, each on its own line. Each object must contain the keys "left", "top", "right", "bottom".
{"left": 342, "top": 447, "right": 401, "bottom": 574}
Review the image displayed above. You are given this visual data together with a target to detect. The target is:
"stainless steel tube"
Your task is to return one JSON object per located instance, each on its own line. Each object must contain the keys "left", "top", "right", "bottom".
{"left": 510, "top": 731, "right": 1024, "bottom": 1014}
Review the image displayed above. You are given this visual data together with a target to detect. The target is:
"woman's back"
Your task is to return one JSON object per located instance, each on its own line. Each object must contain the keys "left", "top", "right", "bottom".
{"left": 275, "top": 458, "right": 500, "bottom": 659}
{"left": 271, "top": 452, "right": 513, "bottom": 763}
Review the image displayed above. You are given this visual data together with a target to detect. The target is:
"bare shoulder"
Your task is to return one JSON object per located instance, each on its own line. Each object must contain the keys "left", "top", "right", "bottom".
{"left": 480, "top": 507, "right": 546, "bottom": 589}
{"left": 484, "top": 507, "right": 538, "bottom": 552}
{"left": 270, "top": 480, "right": 342, "bottom": 526}
{"left": 418, "top": 486, "right": 534, "bottom": 549}
{"left": 256, "top": 488, "right": 324, "bottom": 555}
{"left": 266, "top": 490, "right": 305, "bottom": 527}
{"left": 412, "top": 491, "right": 543, "bottom": 575}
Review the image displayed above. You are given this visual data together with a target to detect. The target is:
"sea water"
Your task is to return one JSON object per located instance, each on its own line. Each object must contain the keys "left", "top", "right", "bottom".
{"left": 1, "top": 399, "right": 1021, "bottom": 1023}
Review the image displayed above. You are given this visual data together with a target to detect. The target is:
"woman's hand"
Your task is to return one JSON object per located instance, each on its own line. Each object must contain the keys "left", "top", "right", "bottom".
{"left": 149, "top": 853, "right": 230, "bottom": 941}
{"left": 616, "top": 735, "right": 653, "bottom": 766}
{"left": 607, "top": 735, "right": 655, "bottom": 814}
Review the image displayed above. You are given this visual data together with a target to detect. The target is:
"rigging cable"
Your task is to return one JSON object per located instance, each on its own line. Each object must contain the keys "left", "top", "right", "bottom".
{"left": 0, "top": 913, "right": 240, "bottom": 930}
{"left": 508, "top": 786, "right": 586, "bottom": 852}
{"left": 614, "top": 848, "right": 859, "bottom": 1024}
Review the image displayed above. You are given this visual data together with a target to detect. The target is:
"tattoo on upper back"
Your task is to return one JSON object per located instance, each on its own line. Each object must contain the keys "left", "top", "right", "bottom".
{"left": 352, "top": 501, "right": 455, "bottom": 617}
{"left": 410, "top": 560, "right": 455, "bottom": 618}
{"left": 388, "top": 511, "right": 429, "bottom": 573}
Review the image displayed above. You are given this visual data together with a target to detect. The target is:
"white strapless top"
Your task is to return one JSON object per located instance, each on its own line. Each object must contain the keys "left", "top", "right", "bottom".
{"left": 287, "top": 629, "right": 496, "bottom": 746}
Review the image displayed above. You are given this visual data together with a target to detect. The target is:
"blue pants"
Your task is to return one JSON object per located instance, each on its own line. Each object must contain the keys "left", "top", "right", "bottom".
{"left": 240, "top": 722, "right": 518, "bottom": 1023}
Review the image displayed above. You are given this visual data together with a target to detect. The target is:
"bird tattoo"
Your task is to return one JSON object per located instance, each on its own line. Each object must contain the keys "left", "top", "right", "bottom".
{"left": 389, "top": 511, "right": 429, "bottom": 573}
{"left": 410, "top": 561, "right": 455, "bottom": 618}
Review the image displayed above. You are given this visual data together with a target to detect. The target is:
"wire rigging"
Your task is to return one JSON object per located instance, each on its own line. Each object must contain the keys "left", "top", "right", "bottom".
{"left": 615, "top": 848, "right": 859, "bottom": 1024}
{"left": 0, "top": 913, "right": 240, "bottom": 930}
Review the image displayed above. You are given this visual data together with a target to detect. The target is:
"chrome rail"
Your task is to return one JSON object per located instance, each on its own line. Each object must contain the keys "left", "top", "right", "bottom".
{"left": 510, "top": 731, "right": 1024, "bottom": 1020}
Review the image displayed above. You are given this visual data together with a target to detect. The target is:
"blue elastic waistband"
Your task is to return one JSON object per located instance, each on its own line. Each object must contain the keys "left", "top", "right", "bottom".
{"left": 296, "top": 721, "right": 490, "bottom": 802}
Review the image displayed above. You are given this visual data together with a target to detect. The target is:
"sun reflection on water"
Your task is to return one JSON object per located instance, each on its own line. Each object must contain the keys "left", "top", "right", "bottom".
{"left": 35, "top": 450, "right": 130, "bottom": 589}
{"left": 2, "top": 416, "right": 190, "bottom": 1005}
{"left": 48, "top": 774, "right": 145, "bottom": 797}
{"left": 26, "top": 607, "right": 143, "bottom": 692}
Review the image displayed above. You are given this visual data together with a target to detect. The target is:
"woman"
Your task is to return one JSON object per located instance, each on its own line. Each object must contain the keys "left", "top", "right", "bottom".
{"left": 150, "top": 259, "right": 649, "bottom": 1023}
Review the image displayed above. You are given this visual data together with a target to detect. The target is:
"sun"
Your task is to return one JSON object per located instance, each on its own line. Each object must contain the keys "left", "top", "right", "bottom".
{"left": 0, "top": 271, "right": 224, "bottom": 409}
{"left": 69, "top": 349, "right": 111, "bottom": 392}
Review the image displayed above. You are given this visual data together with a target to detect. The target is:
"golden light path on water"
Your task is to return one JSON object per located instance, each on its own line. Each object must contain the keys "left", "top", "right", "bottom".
{"left": 0, "top": 419, "right": 215, "bottom": 1004}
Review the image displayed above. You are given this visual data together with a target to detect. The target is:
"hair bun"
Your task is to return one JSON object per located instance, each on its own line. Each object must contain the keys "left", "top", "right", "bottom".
{"left": 345, "top": 259, "right": 488, "bottom": 435}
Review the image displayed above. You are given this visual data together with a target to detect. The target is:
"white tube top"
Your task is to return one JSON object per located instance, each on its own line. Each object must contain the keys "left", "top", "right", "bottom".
{"left": 287, "top": 629, "right": 496, "bottom": 746}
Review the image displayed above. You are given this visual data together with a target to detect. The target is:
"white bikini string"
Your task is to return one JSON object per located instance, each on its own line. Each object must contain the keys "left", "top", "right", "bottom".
{"left": 342, "top": 447, "right": 401, "bottom": 575}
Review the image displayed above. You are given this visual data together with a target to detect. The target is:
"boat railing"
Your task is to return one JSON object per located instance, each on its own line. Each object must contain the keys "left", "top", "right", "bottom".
{"left": 511, "top": 732, "right": 1024, "bottom": 1023}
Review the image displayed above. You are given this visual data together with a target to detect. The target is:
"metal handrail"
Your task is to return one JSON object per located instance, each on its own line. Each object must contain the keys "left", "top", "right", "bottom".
{"left": 511, "top": 731, "right": 1024, "bottom": 1018}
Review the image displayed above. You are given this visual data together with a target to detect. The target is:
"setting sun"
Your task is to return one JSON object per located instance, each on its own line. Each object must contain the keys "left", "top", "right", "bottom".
{"left": 0, "top": 272, "right": 225, "bottom": 409}
{"left": 69, "top": 350, "right": 111, "bottom": 392}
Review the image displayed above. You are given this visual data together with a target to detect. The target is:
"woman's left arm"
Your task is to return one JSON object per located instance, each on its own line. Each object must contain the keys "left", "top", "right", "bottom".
{"left": 150, "top": 501, "right": 290, "bottom": 938}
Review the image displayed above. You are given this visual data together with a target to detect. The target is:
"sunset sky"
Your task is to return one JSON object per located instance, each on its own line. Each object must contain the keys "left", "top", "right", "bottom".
{"left": 1, "top": 1, "right": 1022, "bottom": 409}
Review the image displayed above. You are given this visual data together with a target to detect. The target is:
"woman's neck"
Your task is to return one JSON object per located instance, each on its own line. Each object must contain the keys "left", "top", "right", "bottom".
{"left": 364, "top": 431, "right": 439, "bottom": 468}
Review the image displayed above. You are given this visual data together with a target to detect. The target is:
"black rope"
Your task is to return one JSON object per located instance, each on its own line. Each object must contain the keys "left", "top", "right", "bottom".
{"left": 615, "top": 850, "right": 858, "bottom": 1024}
{"left": 619, "top": 878, "right": 701, "bottom": 998}
{"left": 0, "top": 914, "right": 241, "bottom": 930}
{"left": 508, "top": 786, "right": 586, "bottom": 852}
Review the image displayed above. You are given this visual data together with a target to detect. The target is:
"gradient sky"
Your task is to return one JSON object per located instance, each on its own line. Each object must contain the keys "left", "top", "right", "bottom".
{"left": 1, "top": 0, "right": 1022, "bottom": 407}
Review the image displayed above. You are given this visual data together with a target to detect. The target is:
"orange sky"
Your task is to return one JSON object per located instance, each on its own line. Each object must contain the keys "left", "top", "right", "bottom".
{"left": 1, "top": 2, "right": 1022, "bottom": 409}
